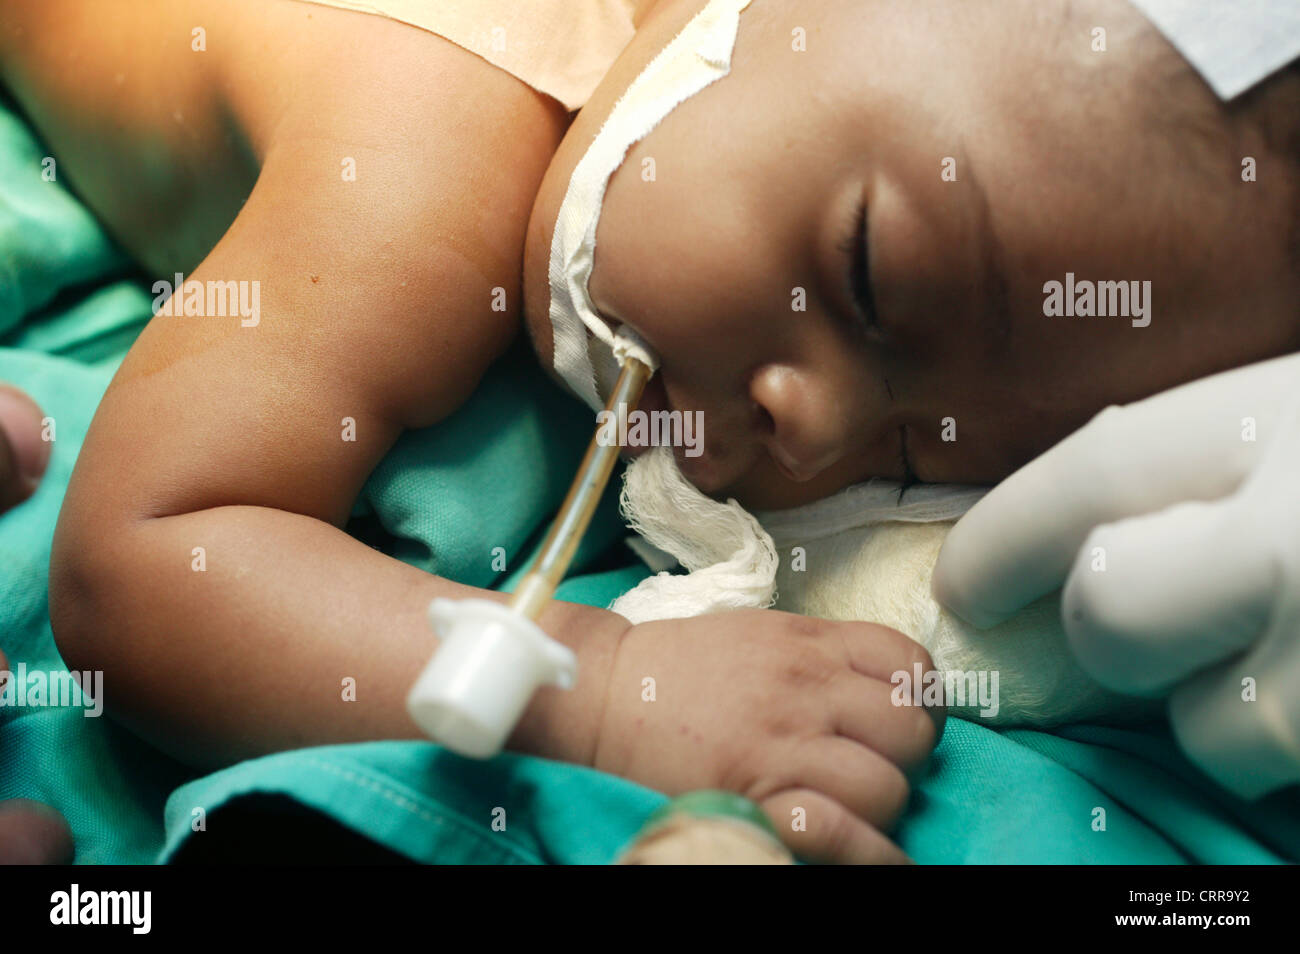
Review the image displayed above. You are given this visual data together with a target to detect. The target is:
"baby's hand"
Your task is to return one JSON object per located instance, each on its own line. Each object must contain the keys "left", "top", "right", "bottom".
{"left": 595, "top": 610, "right": 943, "bottom": 863}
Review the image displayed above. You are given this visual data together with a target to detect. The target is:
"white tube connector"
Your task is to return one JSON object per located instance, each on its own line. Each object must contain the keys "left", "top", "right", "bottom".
{"left": 407, "top": 333, "right": 657, "bottom": 760}
{"left": 406, "top": 598, "right": 577, "bottom": 759}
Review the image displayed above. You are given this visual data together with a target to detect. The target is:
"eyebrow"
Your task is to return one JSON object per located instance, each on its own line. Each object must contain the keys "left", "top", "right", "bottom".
{"left": 961, "top": 151, "right": 1013, "bottom": 345}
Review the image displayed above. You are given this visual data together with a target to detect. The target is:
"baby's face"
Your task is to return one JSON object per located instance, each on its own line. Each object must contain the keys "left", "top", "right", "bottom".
{"left": 524, "top": 0, "right": 1298, "bottom": 509}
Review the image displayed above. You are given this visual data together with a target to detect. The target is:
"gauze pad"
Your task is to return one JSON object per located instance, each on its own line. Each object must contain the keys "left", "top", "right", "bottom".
{"left": 609, "top": 445, "right": 987, "bottom": 624}
{"left": 611, "top": 446, "right": 780, "bottom": 622}
{"left": 548, "top": 0, "right": 752, "bottom": 410}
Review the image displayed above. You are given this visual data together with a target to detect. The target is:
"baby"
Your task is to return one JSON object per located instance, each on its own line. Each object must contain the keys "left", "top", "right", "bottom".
{"left": 2, "top": 0, "right": 1294, "bottom": 865}
{"left": 523, "top": 0, "right": 1299, "bottom": 506}
{"left": 525, "top": 0, "right": 1299, "bottom": 730}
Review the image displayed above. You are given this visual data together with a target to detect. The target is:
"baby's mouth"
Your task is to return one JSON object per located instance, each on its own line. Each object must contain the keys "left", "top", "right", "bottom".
{"left": 672, "top": 447, "right": 737, "bottom": 497}
{"left": 609, "top": 372, "right": 763, "bottom": 497}
{"left": 614, "top": 374, "right": 667, "bottom": 461}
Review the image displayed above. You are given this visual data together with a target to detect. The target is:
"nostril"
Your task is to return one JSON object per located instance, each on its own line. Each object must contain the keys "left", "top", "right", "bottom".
{"left": 747, "top": 363, "right": 853, "bottom": 485}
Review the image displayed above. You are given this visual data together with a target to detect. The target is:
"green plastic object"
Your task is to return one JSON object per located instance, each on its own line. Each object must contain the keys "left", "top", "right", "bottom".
{"left": 639, "top": 790, "right": 782, "bottom": 841}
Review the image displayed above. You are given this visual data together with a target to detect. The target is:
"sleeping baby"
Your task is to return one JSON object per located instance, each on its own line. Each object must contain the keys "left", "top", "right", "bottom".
{"left": 521, "top": 0, "right": 1299, "bottom": 723}
{"left": 1, "top": 0, "right": 1293, "bottom": 865}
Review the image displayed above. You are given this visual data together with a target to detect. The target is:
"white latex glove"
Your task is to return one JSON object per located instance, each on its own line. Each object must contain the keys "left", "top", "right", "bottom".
{"left": 933, "top": 352, "right": 1300, "bottom": 799}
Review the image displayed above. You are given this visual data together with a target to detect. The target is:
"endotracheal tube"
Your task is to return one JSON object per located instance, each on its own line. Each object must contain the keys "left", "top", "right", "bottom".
{"left": 407, "top": 336, "right": 656, "bottom": 758}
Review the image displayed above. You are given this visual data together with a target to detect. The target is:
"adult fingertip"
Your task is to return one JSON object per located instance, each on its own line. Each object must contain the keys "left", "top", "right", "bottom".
{"left": 0, "top": 799, "right": 75, "bottom": 865}
{"left": 0, "top": 385, "right": 50, "bottom": 490}
{"left": 930, "top": 547, "right": 1007, "bottom": 630}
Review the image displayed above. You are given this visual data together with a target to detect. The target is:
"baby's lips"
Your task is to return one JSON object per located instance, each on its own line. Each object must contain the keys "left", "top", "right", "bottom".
{"left": 0, "top": 385, "right": 51, "bottom": 484}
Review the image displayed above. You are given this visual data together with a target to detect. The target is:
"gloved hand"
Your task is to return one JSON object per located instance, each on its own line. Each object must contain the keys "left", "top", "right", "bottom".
{"left": 933, "top": 352, "right": 1300, "bottom": 799}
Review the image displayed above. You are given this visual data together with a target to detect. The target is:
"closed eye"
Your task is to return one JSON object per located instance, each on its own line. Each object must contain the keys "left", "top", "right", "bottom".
{"left": 897, "top": 425, "right": 920, "bottom": 500}
{"left": 836, "top": 194, "right": 880, "bottom": 335}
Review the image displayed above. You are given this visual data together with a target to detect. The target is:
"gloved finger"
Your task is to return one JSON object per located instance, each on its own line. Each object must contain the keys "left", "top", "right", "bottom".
{"left": 1061, "top": 392, "right": 1300, "bottom": 695}
{"left": 933, "top": 352, "right": 1300, "bottom": 629}
{"left": 1061, "top": 498, "right": 1272, "bottom": 696}
{"left": 1168, "top": 605, "right": 1300, "bottom": 800}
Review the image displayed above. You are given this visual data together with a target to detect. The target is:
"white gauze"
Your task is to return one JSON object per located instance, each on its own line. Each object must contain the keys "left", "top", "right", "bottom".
{"left": 547, "top": 0, "right": 753, "bottom": 411}
{"left": 610, "top": 446, "right": 779, "bottom": 623}
{"left": 609, "top": 445, "right": 987, "bottom": 625}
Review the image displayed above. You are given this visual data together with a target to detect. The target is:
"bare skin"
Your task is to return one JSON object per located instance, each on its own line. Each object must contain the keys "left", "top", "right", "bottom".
{"left": 5, "top": 0, "right": 934, "bottom": 863}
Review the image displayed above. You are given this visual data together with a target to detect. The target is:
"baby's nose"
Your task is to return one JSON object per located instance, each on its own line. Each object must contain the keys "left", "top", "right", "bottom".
{"left": 748, "top": 364, "right": 849, "bottom": 482}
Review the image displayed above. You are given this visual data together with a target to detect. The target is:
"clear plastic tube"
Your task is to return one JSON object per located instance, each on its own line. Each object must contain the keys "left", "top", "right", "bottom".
{"left": 510, "top": 356, "right": 652, "bottom": 620}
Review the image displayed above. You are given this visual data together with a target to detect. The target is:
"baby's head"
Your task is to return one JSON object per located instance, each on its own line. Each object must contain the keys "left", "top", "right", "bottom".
{"left": 524, "top": 0, "right": 1299, "bottom": 510}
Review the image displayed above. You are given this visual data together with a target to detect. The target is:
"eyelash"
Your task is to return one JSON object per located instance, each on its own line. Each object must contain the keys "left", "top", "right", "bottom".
{"left": 836, "top": 198, "right": 879, "bottom": 335}
{"left": 897, "top": 425, "right": 920, "bottom": 501}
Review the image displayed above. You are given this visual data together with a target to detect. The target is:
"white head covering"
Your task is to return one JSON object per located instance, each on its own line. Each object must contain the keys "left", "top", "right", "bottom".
{"left": 1127, "top": 0, "right": 1300, "bottom": 99}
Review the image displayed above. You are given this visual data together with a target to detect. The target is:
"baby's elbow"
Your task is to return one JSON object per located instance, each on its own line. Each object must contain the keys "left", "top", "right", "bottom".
{"left": 48, "top": 507, "right": 125, "bottom": 677}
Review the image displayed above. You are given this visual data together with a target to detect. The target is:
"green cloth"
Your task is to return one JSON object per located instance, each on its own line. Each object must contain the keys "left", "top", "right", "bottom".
{"left": 1, "top": 90, "right": 1295, "bottom": 865}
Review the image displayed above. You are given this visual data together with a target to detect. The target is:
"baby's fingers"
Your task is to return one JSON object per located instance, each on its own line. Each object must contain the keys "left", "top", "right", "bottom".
{"left": 760, "top": 788, "right": 910, "bottom": 865}
{"left": 830, "top": 676, "right": 942, "bottom": 773}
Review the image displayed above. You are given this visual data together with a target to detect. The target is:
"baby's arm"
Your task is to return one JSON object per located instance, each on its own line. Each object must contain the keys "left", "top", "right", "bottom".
{"left": 30, "top": 0, "right": 614, "bottom": 768}
{"left": 20, "top": 1, "right": 938, "bottom": 862}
